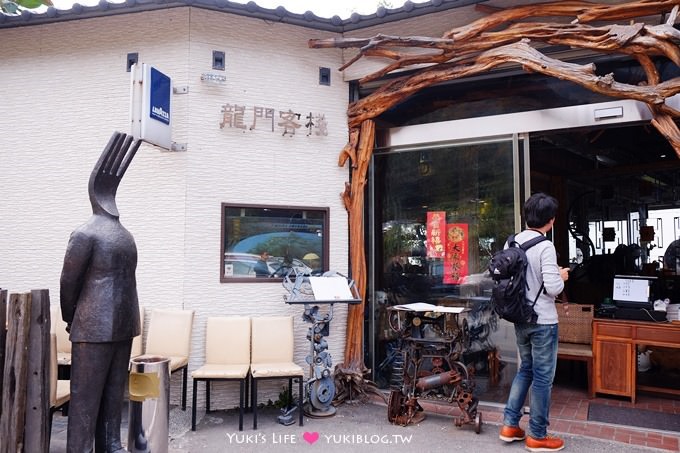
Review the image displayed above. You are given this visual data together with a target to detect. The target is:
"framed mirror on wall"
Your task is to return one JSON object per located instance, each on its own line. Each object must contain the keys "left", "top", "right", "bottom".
{"left": 220, "top": 203, "right": 329, "bottom": 283}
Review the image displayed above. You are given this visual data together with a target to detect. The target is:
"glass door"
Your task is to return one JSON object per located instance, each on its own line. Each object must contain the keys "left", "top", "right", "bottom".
{"left": 367, "top": 134, "right": 527, "bottom": 405}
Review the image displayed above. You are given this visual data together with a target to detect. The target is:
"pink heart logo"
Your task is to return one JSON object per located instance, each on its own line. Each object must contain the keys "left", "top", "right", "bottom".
{"left": 303, "top": 432, "right": 319, "bottom": 445}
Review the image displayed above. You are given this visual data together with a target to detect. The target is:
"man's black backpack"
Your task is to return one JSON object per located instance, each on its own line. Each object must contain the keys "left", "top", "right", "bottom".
{"left": 488, "top": 234, "right": 548, "bottom": 324}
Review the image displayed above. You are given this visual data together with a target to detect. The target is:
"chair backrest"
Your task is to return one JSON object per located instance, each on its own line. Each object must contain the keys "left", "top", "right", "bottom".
{"left": 49, "top": 333, "right": 57, "bottom": 407}
{"left": 50, "top": 306, "right": 71, "bottom": 354}
{"left": 130, "top": 305, "right": 145, "bottom": 358}
{"left": 145, "top": 308, "right": 195, "bottom": 358}
{"left": 250, "top": 316, "right": 295, "bottom": 365}
{"left": 205, "top": 317, "right": 251, "bottom": 365}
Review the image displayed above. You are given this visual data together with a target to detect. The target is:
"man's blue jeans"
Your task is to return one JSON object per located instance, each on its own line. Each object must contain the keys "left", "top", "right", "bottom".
{"left": 503, "top": 323, "right": 559, "bottom": 439}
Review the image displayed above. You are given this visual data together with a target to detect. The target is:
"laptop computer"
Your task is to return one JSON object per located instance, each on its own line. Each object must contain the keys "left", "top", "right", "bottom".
{"left": 612, "top": 275, "right": 667, "bottom": 321}
{"left": 612, "top": 275, "right": 657, "bottom": 310}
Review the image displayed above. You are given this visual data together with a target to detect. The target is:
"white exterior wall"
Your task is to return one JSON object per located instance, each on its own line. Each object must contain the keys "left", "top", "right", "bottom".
{"left": 341, "top": 5, "right": 484, "bottom": 81}
{"left": 0, "top": 8, "right": 349, "bottom": 408}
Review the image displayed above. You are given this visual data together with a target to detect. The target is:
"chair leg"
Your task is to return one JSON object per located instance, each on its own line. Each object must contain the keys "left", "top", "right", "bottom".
{"left": 191, "top": 379, "right": 198, "bottom": 431}
{"left": 287, "top": 378, "right": 293, "bottom": 410}
{"left": 239, "top": 379, "right": 244, "bottom": 431}
{"left": 298, "top": 376, "right": 304, "bottom": 426}
{"left": 206, "top": 380, "right": 211, "bottom": 412}
{"left": 182, "top": 366, "right": 188, "bottom": 411}
{"left": 252, "top": 378, "right": 258, "bottom": 430}
{"left": 245, "top": 376, "right": 250, "bottom": 412}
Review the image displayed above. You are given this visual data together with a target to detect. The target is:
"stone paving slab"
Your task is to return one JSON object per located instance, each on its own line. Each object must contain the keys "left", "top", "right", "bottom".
{"left": 49, "top": 401, "right": 665, "bottom": 452}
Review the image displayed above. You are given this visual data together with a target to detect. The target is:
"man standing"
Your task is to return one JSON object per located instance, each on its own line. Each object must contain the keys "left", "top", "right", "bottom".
{"left": 499, "top": 192, "right": 569, "bottom": 452}
{"left": 60, "top": 132, "right": 142, "bottom": 453}
{"left": 254, "top": 250, "right": 271, "bottom": 277}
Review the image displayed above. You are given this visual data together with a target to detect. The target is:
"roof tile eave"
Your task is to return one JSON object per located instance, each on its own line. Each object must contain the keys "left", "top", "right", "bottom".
{"left": 0, "top": 0, "right": 486, "bottom": 31}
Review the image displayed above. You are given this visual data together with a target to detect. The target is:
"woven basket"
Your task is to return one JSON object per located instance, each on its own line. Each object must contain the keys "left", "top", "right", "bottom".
{"left": 558, "top": 304, "right": 593, "bottom": 344}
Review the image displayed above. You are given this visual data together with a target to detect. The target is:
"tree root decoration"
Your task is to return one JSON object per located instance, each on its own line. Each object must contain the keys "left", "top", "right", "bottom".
{"left": 332, "top": 362, "right": 387, "bottom": 406}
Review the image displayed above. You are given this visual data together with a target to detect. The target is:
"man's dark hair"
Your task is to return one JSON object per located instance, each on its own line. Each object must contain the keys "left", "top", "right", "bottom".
{"left": 524, "top": 192, "right": 558, "bottom": 228}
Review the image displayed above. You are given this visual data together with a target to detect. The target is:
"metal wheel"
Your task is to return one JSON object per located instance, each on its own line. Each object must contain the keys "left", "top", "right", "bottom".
{"left": 474, "top": 412, "right": 482, "bottom": 434}
{"left": 309, "top": 376, "right": 335, "bottom": 411}
{"left": 451, "top": 360, "right": 470, "bottom": 382}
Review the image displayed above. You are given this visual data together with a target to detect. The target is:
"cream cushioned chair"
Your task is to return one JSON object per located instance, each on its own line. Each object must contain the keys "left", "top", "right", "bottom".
{"left": 191, "top": 317, "right": 251, "bottom": 431}
{"left": 51, "top": 305, "right": 144, "bottom": 366}
{"left": 145, "top": 308, "right": 195, "bottom": 410}
{"left": 250, "top": 316, "right": 304, "bottom": 429}
{"left": 50, "top": 306, "right": 72, "bottom": 369}
{"left": 49, "top": 333, "right": 70, "bottom": 444}
{"left": 130, "top": 305, "right": 145, "bottom": 359}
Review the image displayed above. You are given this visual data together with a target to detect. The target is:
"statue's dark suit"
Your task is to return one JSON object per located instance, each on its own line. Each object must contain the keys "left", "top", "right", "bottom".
{"left": 60, "top": 132, "right": 142, "bottom": 453}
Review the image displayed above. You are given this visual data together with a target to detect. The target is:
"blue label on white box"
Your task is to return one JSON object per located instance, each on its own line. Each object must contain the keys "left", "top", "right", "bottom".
{"left": 149, "top": 67, "right": 170, "bottom": 125}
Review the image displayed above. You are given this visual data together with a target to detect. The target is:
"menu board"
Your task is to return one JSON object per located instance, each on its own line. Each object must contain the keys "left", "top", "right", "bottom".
{"left": 309, "top": 276, "right": 354, "bottom": 301}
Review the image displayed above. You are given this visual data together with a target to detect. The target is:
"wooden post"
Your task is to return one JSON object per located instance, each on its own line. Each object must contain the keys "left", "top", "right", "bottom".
{"left": 0, "top": 292, "right": 32, "bottom": 453}
{"left": 0, "top": 288, "right": 7, "bottom": 419}
{"left": 344, "top": 119, "right": 375, "bottom": 369}
{"left": 24, "top": 289, "right": 51, "bottom": 453}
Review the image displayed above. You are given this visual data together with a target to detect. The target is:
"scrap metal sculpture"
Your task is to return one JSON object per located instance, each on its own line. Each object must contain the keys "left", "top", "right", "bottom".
{"left": 386, "top": 306, "right": 482, "bottom": 433}
{"left": 283, "top": 270, "right": 361, "bottom": 418}
{"left": 60, "top": 131, "right": 142, "bottom": 453}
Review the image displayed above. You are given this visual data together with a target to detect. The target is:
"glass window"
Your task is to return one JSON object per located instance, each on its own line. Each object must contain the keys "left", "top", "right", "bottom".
{"left": 369, "top": 138, "right": 518, "bottom": 403}
{"left": 221, "top": 204, "right": 328, "bottom": 282}
{"left": 372, "top": 140, "right": 516, "bottom": 302}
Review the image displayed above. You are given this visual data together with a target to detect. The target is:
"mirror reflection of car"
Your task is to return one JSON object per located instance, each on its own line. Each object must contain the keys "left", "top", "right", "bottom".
{"left": 223, "top": 252, "right": 312, "bottom": 278}
{"left": 224, "top": 252, "right": 261, "bottom": 277}
{"left": 267, "top": 256, "right": 312, "bottom": 277}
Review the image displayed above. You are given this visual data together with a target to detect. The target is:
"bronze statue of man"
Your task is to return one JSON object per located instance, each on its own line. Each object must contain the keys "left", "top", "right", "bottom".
{"left": 60, "top": 132, "right": 142, "bottom": 453}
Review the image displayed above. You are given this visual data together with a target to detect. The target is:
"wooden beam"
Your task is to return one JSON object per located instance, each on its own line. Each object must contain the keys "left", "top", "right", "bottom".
{"left": 24, "top": 289, "right": 50, "bottom": 453}
{"left": 474, "top": 4, "right": 505, "bottom": 15}
{"left": 0, "top": 293, "right": 31, "bottom": 453}
{"left": 0, "top": 289, "right": 6, "bottom": 420}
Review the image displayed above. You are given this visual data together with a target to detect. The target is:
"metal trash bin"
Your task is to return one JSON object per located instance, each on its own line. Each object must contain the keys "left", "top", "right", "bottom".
{"left": 128, "top": 355, "right": 170, "bottom": 453}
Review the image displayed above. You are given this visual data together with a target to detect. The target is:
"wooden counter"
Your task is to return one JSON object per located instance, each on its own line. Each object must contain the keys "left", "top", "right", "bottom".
{"left": 593, "top": 319, "right": 680, "bottom": 403}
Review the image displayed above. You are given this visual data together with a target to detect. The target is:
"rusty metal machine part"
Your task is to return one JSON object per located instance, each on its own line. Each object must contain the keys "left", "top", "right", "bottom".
{"left": 385, "top": 308, "right": 482, "bottom": 434}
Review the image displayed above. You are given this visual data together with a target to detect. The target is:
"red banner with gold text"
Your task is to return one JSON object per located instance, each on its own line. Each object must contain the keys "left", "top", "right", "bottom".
{"left": 443, "top": 223, "right": 468, "bottom": 284}
{"left": 426, "top": 211, "right": 446, "bottom": 258}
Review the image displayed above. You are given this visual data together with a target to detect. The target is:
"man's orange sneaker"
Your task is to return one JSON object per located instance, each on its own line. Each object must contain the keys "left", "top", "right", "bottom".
{"left": 499, "top": 425, "right": 526, "bottom": 442}
{"left": 525, "top": 434, "right": 565, "bottom": 452}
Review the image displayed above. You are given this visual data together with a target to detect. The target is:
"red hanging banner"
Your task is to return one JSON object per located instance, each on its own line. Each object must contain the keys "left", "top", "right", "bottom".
{"left": 426, "top": 211, "right": 447, "bottom": 258}
{"left": 443, "top": 223, "right": 468, "bottom": 284}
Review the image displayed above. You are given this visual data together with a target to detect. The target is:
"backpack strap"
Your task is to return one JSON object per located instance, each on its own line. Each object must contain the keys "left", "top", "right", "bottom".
{"left": 529, "top": 281, "right": 545, "bottom": 323}
{"left": 519, "top": 234, "right": 548, "bottom": 251}
{"left": 520, "top": 233, "right": 549, "bottom": 323}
